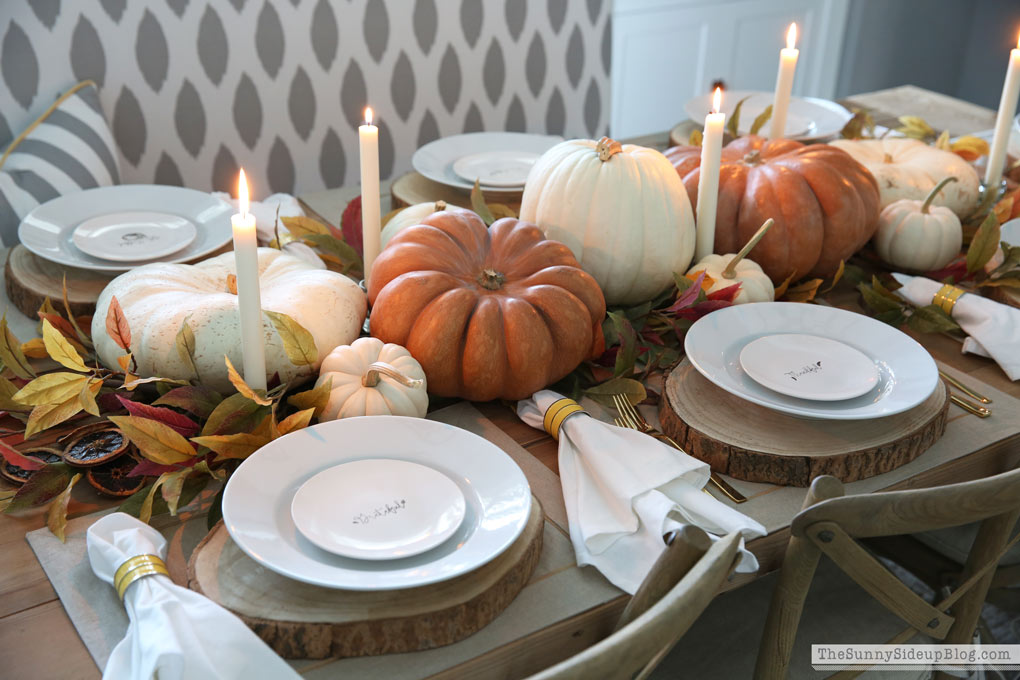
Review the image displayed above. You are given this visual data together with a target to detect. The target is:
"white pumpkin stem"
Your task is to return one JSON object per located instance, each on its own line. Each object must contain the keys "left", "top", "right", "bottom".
{"left": 883, "top": 153, "right": 894, "bottom": 163}
{"left": 362, "top": 362, "right": 424, "bottom": 389}
{"left": 921, "top": 176, "right": 958, "bottom": 214}
{"left": 434, "top": 200, "right": 447, "bottom": 212}
{"left": 722, "top": 218, "right": 774, "bottom": 279}
{"left": 596, "top": 137, "right": 623, "bottom": 162}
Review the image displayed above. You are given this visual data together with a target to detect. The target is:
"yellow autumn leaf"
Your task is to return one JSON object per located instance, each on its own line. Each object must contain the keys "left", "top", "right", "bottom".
{"left": 46, "top": 473, "right": 81, "bottom": 543}
{"left": 79, "top": 378, "right": 102, "bottom": 416}
{"left": 782, "top": 278, "right": 824, "bottom": 303}
{"left": 280, "top": 215, "right": 330, "bottom": 239}
{"left": 13, "top": 372, "right": 89, "bottom": 405}
{"left": 686, "top": 271, "right": 716, "bottom": 291}
{"left": 0, "top": 315, "right": 35, "bottom": 380}
{"left": 223, "top": 355, "right": 272, "bottom": 405}
{"left": 108, "top": 415, "right": 196, "bottom": 464}
{"left": 277, "top": 407, "right": 315, "bottom": 435}
{"left": 20, "top": 338, "right": 47, "bottom": 359}
{"left": 175, "top": 317, "right": 199, "bottom": 379}
{"left": 950, "top": 135, "right": 990, "bottom": 161}
{"left": 159, "top": 466, "right": 194, "bottom": 516}
{"left": 0, "top": 376, "right": 28, "bottom": 412}
{"left": 42, "top": 319, "right": 89, "bottom": 373}
{"left": 688, "top": 128, "right": 703, "bottom": 147}
{"left": 140, "top": 472, "right": 170, "bottom": 524}
{"left": 287, "top": 376, "right": 332, "bottom": 418}
{"left": 251, "top": 412, "right": 280, "bottom": 440}
{"left": 773, "top": 271, "right": 799, "bottom": 299}
{"left": 934, "top": 130, "right": 951, "bottom": 150}
{"left": 25, "top": 396, "right": 84, "bottom": 439}
{"left": 263, "top": 310, "right": 317, "bottom": 367}
{"left": 191, "top": 432, "right": 272, "bottom": 460}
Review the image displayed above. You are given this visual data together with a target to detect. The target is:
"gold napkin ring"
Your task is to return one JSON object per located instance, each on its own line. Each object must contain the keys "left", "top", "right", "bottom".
{"left": 932, "top": 284, "right": 966, "bottom": 316}
{"left": 114, "top": 554, "right": 169, "bottom": 600}
{"left": 543, "top": 398, "right": 586, "bottom": 440}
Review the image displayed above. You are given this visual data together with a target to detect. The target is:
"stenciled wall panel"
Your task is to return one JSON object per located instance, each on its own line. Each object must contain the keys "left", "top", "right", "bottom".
{"left": 0, "top": 0, "right": 611, "bottom": 196}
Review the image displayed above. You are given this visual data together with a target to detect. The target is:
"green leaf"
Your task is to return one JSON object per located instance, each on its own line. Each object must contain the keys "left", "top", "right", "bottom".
{"left": 119, "top": 481, "right": 169, "bottom": 520}
{"left": 606, "top": 311, "right": 638, "bottom": 377}
{"left": 583, "top": 377, "right": 647, "bottom": 407}
{"left": 5, "top": 463, "right": 73, "bottom": 513}
{"left": 207, "top": 484, "right": 225, "bottom": 530}
{"left": 202, "top": 392, "right": 268, "bottom": 436}
{"left": 301, "top": 233, "right": 363, "bottom": 273}
{"left": 470, "top": 179, "right": 496, "bottom": 226}
{"left": 748, "top": 104, "right": 773, "bottom": 136}
{"left": 725, "top": 96, "right": 751, "bottom": 137}
{"left": 907, "top": 304, "right": 961, "bottom": 334}
{"left": 153, "top": 385, "right": 223, "bottom": 419}
{"left": 263, "top": 310, "right": 318, "bottom": 367}
{"left": 175, "top": 316, "right": 199, "bottom": 379}
{"left": 967, "top": 212, "right": 1002, "bottom": 274}
{"left": 0, "top": 315, "right": 34, "bottom": 380}
{"left": 857, "top": 282, "right": 903, "bottom": 315}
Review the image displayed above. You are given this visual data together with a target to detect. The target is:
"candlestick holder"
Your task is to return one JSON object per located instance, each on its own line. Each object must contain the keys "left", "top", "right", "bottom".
{"left": 978, "top": 177, "right": 1009, "bottom": 206}
{"left": 359, "top": 278, "right": 371, "bottom": 335}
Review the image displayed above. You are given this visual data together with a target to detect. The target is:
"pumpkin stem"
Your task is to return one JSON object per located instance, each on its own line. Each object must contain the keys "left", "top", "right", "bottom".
{"left": 921, "top": 176, "right": 958, "bottom": 214}
{"left": 742, "top": 150, "right": 763, "bottom": 166}
{"left": 596, "top": 137, "right": 623, "bottom": 162}
{"left": 722, "top": 218, "right": 774, "bottom": 279}
{"left": 434, "top": 200, "right": 447, "bottom": 212}
{"left": 226, "top": 273, "right": 238, "bottom": 295}
{"left": 477, "top": 268, "right": 506, "bottom": 290}
{"left": 883, "top": 153, "right": 894, "bottom": 163}
{"left": 362, "top": 361, "right": 424, "bottom": 389}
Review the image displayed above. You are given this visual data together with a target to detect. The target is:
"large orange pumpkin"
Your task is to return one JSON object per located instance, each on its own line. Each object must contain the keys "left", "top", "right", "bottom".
{"left": 367, "top": 208, "right": 606, "bottom": 401}
{"left": 665, "top": 135, "right": 880, "bottom": 283}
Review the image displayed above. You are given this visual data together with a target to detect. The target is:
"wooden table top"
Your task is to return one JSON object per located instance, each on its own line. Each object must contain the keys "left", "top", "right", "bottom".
{"left": 2, "top": 86, "right": 1018, "bottom": 679}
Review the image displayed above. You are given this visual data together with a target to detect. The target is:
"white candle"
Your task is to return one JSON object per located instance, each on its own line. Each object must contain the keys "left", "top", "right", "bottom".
{"left": 231, "top": 169, "right": 267, "bottom": 391}
{"left": 359, "top": 107, "right": 381, "bottom": 285}
{"left": 769, "top": 23, "right": 799, "bottom": 140}
{"left": 696, "top": 87, "right": 725, "bottom": 261}
{"left": 985, "top": 31, "right": 1020, "bottom": 188}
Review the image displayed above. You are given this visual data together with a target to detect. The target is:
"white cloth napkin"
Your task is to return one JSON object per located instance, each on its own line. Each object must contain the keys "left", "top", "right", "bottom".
{"left": 892, "top": 273, "right": 1020, "bottom": 380}
{"left": 87, "top": 512, "right": 299, "bottom": 680}
{"left": 210, "top": 191, "right": 322, "bottom": 266}
{"left": 517, "top": 390, "right": 765, "bottom": 594}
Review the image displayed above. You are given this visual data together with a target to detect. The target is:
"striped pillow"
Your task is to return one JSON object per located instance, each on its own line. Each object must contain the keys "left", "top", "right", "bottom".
{"left": 0, "top": 81, "right": 120, "bottom": 246}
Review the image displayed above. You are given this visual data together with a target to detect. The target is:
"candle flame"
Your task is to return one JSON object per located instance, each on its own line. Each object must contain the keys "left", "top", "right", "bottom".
{"left": 712, "top": 87, "right": 722, "bottom": 114}
{"left": 364, "top": 106, "right": 373, "bottom": 126}
{"left": 238, "top": 168, "right": 249, "bottom": 217}
{"left": 786, "top": 22, "right": 798, "bottom": 50}
{"left": 1016, "top": 29, "right": 1019, "bottom": 49}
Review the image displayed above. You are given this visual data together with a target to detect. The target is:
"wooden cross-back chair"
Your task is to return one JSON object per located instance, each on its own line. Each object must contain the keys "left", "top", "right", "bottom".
{"left": 755, "top": 468, "right": 1020, "bottom": 680}
{"left": 527, "top": 527, "right": 743, "bottom": 680}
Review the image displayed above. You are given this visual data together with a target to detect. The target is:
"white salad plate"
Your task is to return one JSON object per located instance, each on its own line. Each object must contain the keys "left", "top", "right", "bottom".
{"left": 71, "top": 210, "right": 197, "bottom": 261}
{"left": 222, "top": 416, "right": 532, "bottom": 590}
{"left": 452, "top": 150, "right": 541, "bottom": 188}
{"left": 685, "top": 90, "right": 852, "bottom": 141}
{"left": 738, "top": 333, "right": 881, "bottom": 402}
{"left": 412, "top": 132, "right": 561, "bottom": 192}
{"left": 19, "top": 185, "right": 233, "bottom": 272}
{"left": 685, "top": 302, "right": 938, "bottom": 420}
{"left": 290, "top": 458, "right": 467, "bottom": 561}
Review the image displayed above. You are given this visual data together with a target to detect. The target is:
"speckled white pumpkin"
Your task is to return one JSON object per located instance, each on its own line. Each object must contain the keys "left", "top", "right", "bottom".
{"left": 92, "top": 248, "right": 367, "bottom": 392}
{"left": 380, "top": 201, "right": 448, "bottom": 248}
{"left": 316, "top": 337, "right": 428, "bottom": 419}
{"left": 828, "top": 138, "right": 980, "bottom": 217}
{"left": 686, "top": 254, "right": 775, "bottom": 304}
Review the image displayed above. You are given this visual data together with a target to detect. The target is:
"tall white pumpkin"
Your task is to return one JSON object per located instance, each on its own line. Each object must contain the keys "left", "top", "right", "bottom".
{"left": 520, "top": 137, "right": 695, "bottom": 305}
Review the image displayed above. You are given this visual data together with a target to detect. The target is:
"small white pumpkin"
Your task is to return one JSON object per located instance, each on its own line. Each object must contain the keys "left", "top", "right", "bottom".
{"left": 92, "top": 248, "right": 366, "bottom": 392}
{"left": 874, "top": 176, "right": 963, "bottom": 272}
{"left": 520, "top": 136, "right": 695, "bottom": 306}
{"left": 381, "top": 200, "right": 448, "bottom": 248}
{"left": 316, "top": 337, "right": 428, "bottom": 419}
{"left": 685, "top": 218, "right": 775, "bottom": 304}
{"left": 828, "top": 138, "right": 980, "bottom": 217}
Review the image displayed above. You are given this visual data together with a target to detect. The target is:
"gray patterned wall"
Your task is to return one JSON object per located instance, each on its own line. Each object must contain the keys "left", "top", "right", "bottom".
{"left": 0, "top": 0, "right": 611, "bottom": 196}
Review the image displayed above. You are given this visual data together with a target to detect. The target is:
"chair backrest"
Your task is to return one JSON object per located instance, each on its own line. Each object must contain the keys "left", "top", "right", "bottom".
{"left": 527, "top": 530, "right": 743, "bottom": 680}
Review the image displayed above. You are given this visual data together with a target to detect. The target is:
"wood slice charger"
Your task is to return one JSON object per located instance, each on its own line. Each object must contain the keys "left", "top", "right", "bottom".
{"left": 658, "top": 359, "right": 949, "bottom": 487}
{"left": 188, "top": 496, "right": 544, "bottom": 659}
{"left": 5, "top": 245, "right": 116, "bottom": 318}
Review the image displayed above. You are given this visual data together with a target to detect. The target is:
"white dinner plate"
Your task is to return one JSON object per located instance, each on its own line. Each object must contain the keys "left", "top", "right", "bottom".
{"left": 290, "top": 459, "right": 467, "bottom": 560}
{"left": 71, "top": 210, "right": 197, "bottom": 261}
{"left": 738, "top": 333, "right": 880, "bottom": 401}
{"left": 222, "top": 416, "right": 532, "bottom": 590}
{"left": 685, "top": 303, "right": 938, "bottom": 420}
{"left": 19, "top": 185, "right": 233, "bottom": 272}
{"left": 412, "top": 132, "right": 562, "bottom": 193}
{"left": 452, "top": 151, "right": 540, "bottom": 187}
{"left": 685, "top": 90, "right": 852, "bottom": 141}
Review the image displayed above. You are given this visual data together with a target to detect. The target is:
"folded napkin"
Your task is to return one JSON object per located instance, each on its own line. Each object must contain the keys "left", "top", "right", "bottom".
{"left": 892, "top": 273, "right": 1020, "bottom": 380}
{"left": 211, "top": 191, "right": 322, "bottom": 267}
{"left": 87, "top": 512, "right": 299, "bottom": 680}
{"left": 517, "top": 390, "right": 765, "bottom": 594}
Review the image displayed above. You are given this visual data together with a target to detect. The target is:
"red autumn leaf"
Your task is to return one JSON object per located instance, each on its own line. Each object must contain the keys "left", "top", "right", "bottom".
{"left": 115, "top": 395, "right": 200, "bottom": 437}
{"left": 926, "top": 257, "right": 968, "bottom": 284}
{"left": 666, "top": 271, "right": 706, "bottom": 313}
{"left": 128, "top": 457, "right": 198, "bottom": 478}
{"left": 105, "top": 296, "right": 131, "bottom": 351}
{"left": 641, "top": 329, "right": 666, "bottom": 346}
{"left": 707, "top": 282, "right": 742, "bottom": 303}
{"left": 341, "top": 195, "right": 363, "bottom": 256}
{"left": 674, "top": 299, "right": 733, "bottom": 321}
{"left": 37, "top": 313, "right": 78, "bottom": 343}
{"left": 0, "top": 438, "right": 44, "bottom": 470}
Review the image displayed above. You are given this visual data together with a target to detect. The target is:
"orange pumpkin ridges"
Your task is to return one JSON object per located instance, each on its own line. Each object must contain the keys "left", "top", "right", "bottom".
{"left": 665, "top": 135, "right": 880, "bottom": 284}
{"left": 368, "top": 208, "right": 606, "bottom": 402}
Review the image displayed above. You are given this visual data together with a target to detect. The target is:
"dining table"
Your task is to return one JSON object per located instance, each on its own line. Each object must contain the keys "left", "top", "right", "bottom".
{"left": 1, "top": 85, "right": 1019, "bottom": 680}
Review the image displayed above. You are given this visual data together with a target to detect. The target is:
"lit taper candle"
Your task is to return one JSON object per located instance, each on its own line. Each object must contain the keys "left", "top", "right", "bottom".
{"left": 695, "top": 87, "right": 725, "bottom": 261}
{"left": 231, "top": 169, "right": 267, "bottom": 391}
{"left": 769, "top": 23, "right": 799, "bottom": 140}
{"left": 985, "top": 31, "right": 1020, "bottom": 188}
{"left": 359, "top": 107, "right": 381, "bottom": 284}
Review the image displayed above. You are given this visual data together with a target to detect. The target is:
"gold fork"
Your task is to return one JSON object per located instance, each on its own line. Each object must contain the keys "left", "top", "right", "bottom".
{"left": 939, "top": 370, "right": 992, "bottom": 405}
{"left": 611, "top": 394, "right": 748, "bottom": 504}
{"left": 615, "top": 418, "right": 715, "bottom": 498}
